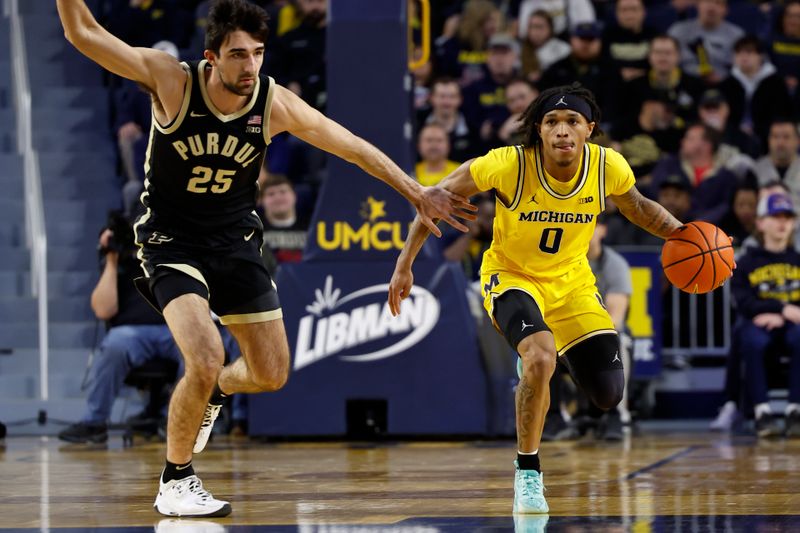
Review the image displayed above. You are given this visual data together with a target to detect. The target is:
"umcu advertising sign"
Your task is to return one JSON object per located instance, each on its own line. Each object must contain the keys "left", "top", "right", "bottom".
{"left": 248, "top": 260, "right": 488, "bottom": 436}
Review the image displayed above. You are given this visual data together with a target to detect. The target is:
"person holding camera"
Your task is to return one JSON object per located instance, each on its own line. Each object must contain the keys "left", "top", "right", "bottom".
{"left": 58, "top": 216, "right": 183, "bottom": 444}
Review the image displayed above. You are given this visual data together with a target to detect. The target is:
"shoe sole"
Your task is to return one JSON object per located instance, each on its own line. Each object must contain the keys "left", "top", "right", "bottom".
{"left": 513, "top": 497, "right": 549, "bottom": 514}
{"left": 154, "top": 502, "right": 232, "bottom": 518}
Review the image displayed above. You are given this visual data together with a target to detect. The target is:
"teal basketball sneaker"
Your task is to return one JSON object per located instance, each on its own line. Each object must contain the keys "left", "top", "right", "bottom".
{"left": 513, "top": 460, "right": 549, "bottom": 514}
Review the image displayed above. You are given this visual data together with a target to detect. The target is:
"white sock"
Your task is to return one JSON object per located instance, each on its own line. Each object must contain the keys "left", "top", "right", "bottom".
{"left": 518, "top": 449, "right": 538, "bottom": 455}
{"left": 755, "top": 402, "right": 772, "bottom": 419}
{"left": 786, "top": 403, "right": 800, "bottom": 416}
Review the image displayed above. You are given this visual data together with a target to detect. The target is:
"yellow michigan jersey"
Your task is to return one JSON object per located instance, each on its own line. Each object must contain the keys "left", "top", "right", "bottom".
{"left": 471, "top": 143, "right": 636, "bottom": 354}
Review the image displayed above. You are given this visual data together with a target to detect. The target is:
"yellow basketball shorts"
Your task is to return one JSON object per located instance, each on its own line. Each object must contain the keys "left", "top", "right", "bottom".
{"left": 480, "top": 265, "right": 616, "bottom": 356}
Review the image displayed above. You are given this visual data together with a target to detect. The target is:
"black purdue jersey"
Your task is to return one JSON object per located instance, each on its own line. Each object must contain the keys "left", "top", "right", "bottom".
{"left": 140, "top": 59, "right": 274, "bottom": 237}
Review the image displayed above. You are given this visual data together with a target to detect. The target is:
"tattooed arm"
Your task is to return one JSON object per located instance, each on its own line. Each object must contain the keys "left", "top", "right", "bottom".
{"left": 611, "top": 186, "right": 682, "bottom": 239}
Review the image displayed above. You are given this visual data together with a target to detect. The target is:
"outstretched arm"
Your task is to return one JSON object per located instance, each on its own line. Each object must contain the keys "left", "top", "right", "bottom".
{"left": 388, "top": 161, "right": 481, "bottom": 315}
{"left": 268, "top": 85, "right": 476, "bottom": 237}
{"left": 56, "top": 0, "right": 186, "bottom": 122}
{"left": 611, "top": 186, "right": 682, "bottom": 239}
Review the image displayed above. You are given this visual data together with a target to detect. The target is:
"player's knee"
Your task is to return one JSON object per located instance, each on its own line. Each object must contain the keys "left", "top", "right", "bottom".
{"left": 251, "top": 364, "right": 289, "bottom": 392}
{"left": 587, "top": 371, "right": 624, "bottom": 411}
{"left": 184, "top": 349, "right": 225, "bottom": 389}
{"left": 518, "top": 338, "right": 557, "bottom": 380}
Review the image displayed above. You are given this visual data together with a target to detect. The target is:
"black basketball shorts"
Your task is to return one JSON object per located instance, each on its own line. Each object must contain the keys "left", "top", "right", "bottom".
{"left": 133, "top": 221, "right": 281, "bottom": 325}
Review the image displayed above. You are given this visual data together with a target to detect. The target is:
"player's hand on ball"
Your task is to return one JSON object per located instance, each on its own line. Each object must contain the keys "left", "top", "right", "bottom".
{"left": 388, "top": 267, "right": 414, "bottom": 316}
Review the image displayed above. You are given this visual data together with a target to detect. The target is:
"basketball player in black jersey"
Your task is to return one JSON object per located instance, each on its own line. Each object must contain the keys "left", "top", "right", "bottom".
{"left": 57, "top": 0, "right": 476, "bottom": 518}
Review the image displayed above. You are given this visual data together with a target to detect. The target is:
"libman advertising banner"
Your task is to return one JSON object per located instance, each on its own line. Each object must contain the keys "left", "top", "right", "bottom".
{"left": 248, "top": 260, "right": 488, "bottom": 436}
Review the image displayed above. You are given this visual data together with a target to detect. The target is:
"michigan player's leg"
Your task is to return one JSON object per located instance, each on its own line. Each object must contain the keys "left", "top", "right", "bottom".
{"left": 560, "top": 333, "right": 625, "bottom": 412}
{"left": 150, "top": 271, "right": 232, "bottom": 517}
{"left": 493, "top": 289, "right": 554, "bottom": 514}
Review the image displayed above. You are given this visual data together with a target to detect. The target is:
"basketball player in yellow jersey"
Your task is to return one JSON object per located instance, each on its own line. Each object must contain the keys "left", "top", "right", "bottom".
{"left": 389, "top": 84, "right": 684, "bottom": 514}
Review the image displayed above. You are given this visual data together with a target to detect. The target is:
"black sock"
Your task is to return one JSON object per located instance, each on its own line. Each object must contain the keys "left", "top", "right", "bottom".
{"left": 162, "top": 460, "right": 194, "bottom": 482}
{"left": 209, "top": 384, "right": 228, "bottom": 406}
{"left": 517, "top": 452, "right": 541, "bottom": 472}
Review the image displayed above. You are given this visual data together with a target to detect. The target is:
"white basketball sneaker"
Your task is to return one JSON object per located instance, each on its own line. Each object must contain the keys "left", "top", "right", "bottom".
{"left": 194, "top": 403, "right": 222, "bottom": 454}
{"left": 154, "top": 474, "right": 231, "bottom": 517}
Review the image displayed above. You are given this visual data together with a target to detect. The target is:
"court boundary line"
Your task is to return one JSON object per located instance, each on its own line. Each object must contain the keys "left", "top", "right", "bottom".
{"left": 623, "top": 445, "right": 703, "bottom": 480}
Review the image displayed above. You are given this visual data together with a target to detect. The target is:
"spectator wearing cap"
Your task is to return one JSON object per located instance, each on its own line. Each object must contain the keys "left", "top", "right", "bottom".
{"left": 731, "top": 191, "right": 800, "bottom": 439}
{"left": 603, "top": 0, "right": 658, "bottom": 82}
{"left": 697, "top": 88, "right": 761, "bottom": 158}
{"left": 769, "top": 0, "right": 800, "bottom": 97}
{"left": 433, "top": 0, "right": 503, "bottom": 86}
{"left": 461, "top": 34, "right": 520, "bottom": 150}
{"left": 754, "top": 119, "right": 800, "bottom": 204}
{"left": 414, "top": 124, "right": 461, "bottom": 186}
{"left": 538, "top": 21, "right": 621, "bottom": 123}
{"left": 668, "top": 0, "right": 745, "bottom": 84}
{"left": 651, "top": 123, "right": 739, "bottom": 224}
{"left": 519, "top": 10, "right": 571, "bottom": 83}
{"left": 515, "top": 0, "right": 596, "bottom": 40}
{"left": 620, "top": 34, "right": 705, "bottom": 129}
{"left": 421, "top": 78, "right": 479, "bottom": 161}
{"left": 719, "top": 36, "right": 794, "bottom": 151}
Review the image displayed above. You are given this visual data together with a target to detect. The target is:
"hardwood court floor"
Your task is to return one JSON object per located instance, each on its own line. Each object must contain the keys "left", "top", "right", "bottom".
{"left": 0, "top": 430, "right": 799, "bottom": 531}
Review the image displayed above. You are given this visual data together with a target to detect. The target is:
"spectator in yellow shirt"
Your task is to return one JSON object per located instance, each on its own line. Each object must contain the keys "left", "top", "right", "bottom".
{"left": 414, "top": 124, "right": 461, "bottom": 186}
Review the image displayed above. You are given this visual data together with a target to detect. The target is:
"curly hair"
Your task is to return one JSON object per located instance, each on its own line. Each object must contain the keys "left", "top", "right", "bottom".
{"left": 205, "top": 0, "right": 270, "bottom": 54}
{"left": 519, "top": 83, "right": 603, "bottom": 147}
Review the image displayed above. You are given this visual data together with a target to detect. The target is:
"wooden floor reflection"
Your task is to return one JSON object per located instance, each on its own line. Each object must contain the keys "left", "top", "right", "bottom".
{"left": 0, "top": 430, "right": 799, "bottom": 531}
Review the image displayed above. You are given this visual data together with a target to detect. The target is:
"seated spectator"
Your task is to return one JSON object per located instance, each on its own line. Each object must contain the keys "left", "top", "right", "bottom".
{"left": 754, "top": 119, "right": 800, "bottom": 207}
{"left": 620, "top": 34, "right": 705, "bottom": 129}
{"left": 461, "top": 33, "right": 519, "bottom": 148}
{"left": 515, "top": 0, "right": 596, "bottom": 39}
{"left": 539, "top": 21, "right": 622, "bottom": 124}
{"left": 266, "top": 0, "right": 327, "bottom": 110}
{"left": 434, "top": 0, "right": 502, "bottom": 85}
{"left": 496, "top": 78, "right": 538, "bottom": 145}
{"left": 603, "top": 0, "right": 657, "bottom": 81}
{"left": 519, "top": 10, "right": 570, "bottom": 83}
{"left": 668, "top": 0, "right": 744, "bottom": 84}
{"left": 719, "top": 183, "right": 758, "bottom": 246}
{"left": 720, "top": 35, "right": 794, "bottom": 151}
{"left": 58, "top": 216, "right": 183, "bottom": 444}
{"left": 258, "top": 174, "right": 310, "bottom": 274}
{"left": 730, "top": 192, "right": 800, "bottom": 438}
{"left": 697, "top": 88, "right": 761, "bottom": 158}
{"left": 414, "top": 124, "right": 460, "bottom": 186}
{"left": 421, "top": 78, "right": 478, "bottom": 161}
{"left": 768, "top": 0, "right": 800, "bottom": 97}
{"left": 651, "top": 123, "right": 739, "bottom": 224}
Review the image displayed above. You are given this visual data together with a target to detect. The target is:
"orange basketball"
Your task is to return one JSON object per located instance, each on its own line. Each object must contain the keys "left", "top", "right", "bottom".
{"left": 661, "top": 221, "right": 735, "bottom": 294}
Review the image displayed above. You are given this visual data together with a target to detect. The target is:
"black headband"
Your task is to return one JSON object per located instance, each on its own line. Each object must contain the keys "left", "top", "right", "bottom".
{"left": 539, "top": 93, "right": 593, "bottom": 123}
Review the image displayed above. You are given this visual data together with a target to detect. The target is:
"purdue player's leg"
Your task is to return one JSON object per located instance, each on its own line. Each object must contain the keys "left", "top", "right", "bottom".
{"left": 219, "top": 319, "right": 290, "bottom": 394}
{"left": 190, "top": 232, "right": 287, "bottom": 454}
{"left": 149, "top": 273, "right": 232, "bottom": 517}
